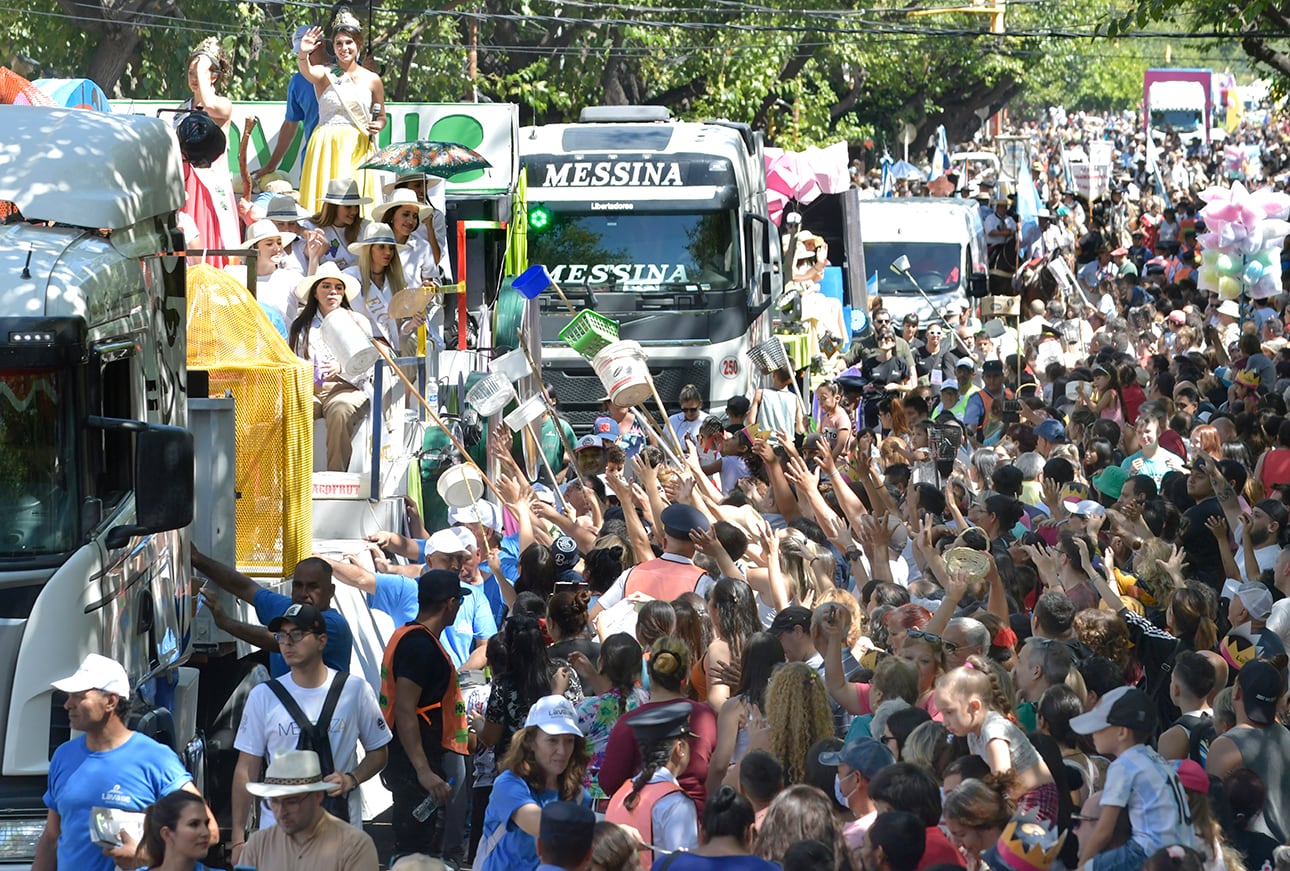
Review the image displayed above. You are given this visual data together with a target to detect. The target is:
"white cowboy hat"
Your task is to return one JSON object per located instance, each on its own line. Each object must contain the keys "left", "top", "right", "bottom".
{"left": 265, "top": 194, "right": 312, "bottom": 223}
{"left": 371, "top": 188, "right": 433, "bottom": 224}
{"left": 295, "top": 261, "right": 362, "bottom": 302}
{"left": 347, "top": 222, "right": 408, "bottom": 254}
{"left": 243, "top": 219, "right": 297, "bottom": 250}
{"left": 245, "top": 749, "right": 335, "bottom": 799}
{"left": 1216, "top": 300, "right": 1241, "bottom": 319}
{"left": 321, "top": 177, "right": 373, "bottom": 207}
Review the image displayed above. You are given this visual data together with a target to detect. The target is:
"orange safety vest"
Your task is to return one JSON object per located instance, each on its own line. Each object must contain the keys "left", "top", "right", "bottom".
{"left": 380, "top": 623, "right": 469, "bottom": 755}
{"left": 623, "top": 557, "right": 705, "bottom": 602}
{"left": 605, "top": 778, "right": 685, "bottom": 870}
{"left": 976, "top": 385, "right": 1015, "bottom": 441}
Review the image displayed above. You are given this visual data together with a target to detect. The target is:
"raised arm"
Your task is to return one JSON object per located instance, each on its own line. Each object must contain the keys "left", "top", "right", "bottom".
{"left": 296, "top": 26, "right": 332, "bottom": 86}
{"left": 192, "top": 547, "right": 264, "bottom": 605}
{"left": 821, "top": 606, "right": 864, "bottom": 715}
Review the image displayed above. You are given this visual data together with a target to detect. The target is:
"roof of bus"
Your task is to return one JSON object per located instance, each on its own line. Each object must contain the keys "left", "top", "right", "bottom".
{"left": 0, "top": 107, "right": 184, "bottom": 231}
{"left": 858, "top": 197, "right": 984, "bottom": 240}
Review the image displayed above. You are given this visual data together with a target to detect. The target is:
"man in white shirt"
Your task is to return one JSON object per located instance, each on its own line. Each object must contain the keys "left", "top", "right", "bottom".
{"left": 667, "top": 383, "right": 706, "bottom": 446}
{"left": 231, "top": 604, "right": 390, "bottom": 866}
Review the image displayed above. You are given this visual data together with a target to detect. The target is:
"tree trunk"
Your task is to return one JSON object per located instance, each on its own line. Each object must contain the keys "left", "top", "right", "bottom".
{"left": 87, "top": 26, "right": 142, "bottom": 91}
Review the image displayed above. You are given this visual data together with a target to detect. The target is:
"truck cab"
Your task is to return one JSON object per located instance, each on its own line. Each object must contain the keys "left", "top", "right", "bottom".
{"left": 0, "top": 107, "right": 195, "bottom": 866}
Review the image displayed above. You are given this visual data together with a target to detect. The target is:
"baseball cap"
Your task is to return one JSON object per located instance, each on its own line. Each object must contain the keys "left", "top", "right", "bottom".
{"left": 449, "top": 500, "right": 503, "bottom": 532}
{"left": 769, "top": 605, "right": 813, "bottom": 636}
{"left": 540, "top": 802, "right": 596, "bottom": 862}
{"left": 525, "top": 695, "right": 583, "bottom": 736}
{"left": 982, "top": 360, "right": 1004, "bottom": 377}
{"left": 551, "top": 535, "right": 581, "bottom": 570}
{"left": 1174, "top": 759, "right": 1209, "bottom": 794}
{"left": 1236, "top": 582, "right": 1274, "bottom": 622}
{"left": 1035, "top": 419, "right": 1065, "bottom": 443}
{"left": 1236, "top": 660, "right": 1283, "bottom": 725}
{"left": 418, "top": 569, "right": 468, "bottom": 603}
{"left": 817, "top": 737, "right": 894, "bottom": 778}
{"left": 1070, "top": 686, "right": 1156, "bottom": 734}
{"left": 593, "top": 416, "right": 621, "bottom": 440}
{"left": 532, "top": 482, "right": 558, "bottom": 505}
{"left": 1063, "top": 499, "right": 1105, "bottom": 518}
{"left": 1168, "top": 310, "right": 1186, "bottom": 325}
{"left": 427, "top": 527, "right": 470, "bottom": 555}
{"left": 267, "top": 602, "right": 326, "bottom": 635}
{"left": 575, "top": 434, "right": 604, "bottom": 452}
{"left": 51, "top": 654, "right": 130, "bottom": 698}
{"left": 956, "top": 357, "right": 977, "bottom": 371}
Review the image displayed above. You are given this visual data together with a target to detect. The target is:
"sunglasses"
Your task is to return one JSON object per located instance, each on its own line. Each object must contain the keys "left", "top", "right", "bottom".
{"left": 874, "top": 318, "right": 892, "bottom": 325}
{"left": 907, "top": 628, "right": 956, "bottom": 652}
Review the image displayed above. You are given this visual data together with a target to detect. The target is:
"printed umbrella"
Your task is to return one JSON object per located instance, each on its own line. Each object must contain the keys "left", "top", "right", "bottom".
{"left": 359, "top": 140, "right": 491, "bottom": 178}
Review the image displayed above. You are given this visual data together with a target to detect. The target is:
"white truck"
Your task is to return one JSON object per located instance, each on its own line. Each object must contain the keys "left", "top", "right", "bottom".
{"left": 519, "top": 106, "right": 781, "bottom": 425}
{"left": 0, "top": 107, "right": 197, "bottom": 866}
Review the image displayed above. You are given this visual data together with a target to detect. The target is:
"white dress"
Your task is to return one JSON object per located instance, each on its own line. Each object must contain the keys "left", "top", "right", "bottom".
{"left": 344, "top": 266, "right": 398, "bottom": 346}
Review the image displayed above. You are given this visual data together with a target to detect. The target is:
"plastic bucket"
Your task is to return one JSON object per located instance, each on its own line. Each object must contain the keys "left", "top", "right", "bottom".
{"left": 504, "top": 395, "right": 547, "bottom": 432}
{"left": 490, "top": 348, "right": 531, "bottom": 381}
{"left": 513, "top": 264, "right": 554, "bottom": 300}
{"left": 320, "top": 310, "right": 379, "bottom": 379}
{"left": 437, "top": 463, "right": 486, "bottom": 508}
{"left": 465, "top": 372, "right": 515, "bottom": 417}
{"left": 592, "top": 340, "right": 652, "bottom": 408}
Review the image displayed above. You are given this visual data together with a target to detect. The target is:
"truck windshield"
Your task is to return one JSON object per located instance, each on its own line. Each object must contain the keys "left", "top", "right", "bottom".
{"left": 0, "top": 369, "right": 77, "bottom": 556}
{"left": 864, "top": 242, "right": 963, "bottom": 294}
{"left": 526, "top": 208, "right": 740, "bottom": 299}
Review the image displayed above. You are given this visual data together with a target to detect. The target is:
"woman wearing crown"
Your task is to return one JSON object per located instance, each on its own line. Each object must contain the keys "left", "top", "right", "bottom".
{"left": 295, "top": 9, "right": 387, "bottom": 214}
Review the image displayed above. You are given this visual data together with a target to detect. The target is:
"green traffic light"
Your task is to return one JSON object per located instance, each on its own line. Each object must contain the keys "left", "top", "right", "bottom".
{"left": 528, "top": 205, "right": 551, "bottom": 231}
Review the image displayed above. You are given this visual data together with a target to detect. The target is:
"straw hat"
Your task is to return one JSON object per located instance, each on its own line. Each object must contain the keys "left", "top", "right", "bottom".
{"left": 295, "top": 261, "right": 362, "bottom": 302}
{"left": 372, "top": 188, "right": 433, "bottom": 223}
{"left": 321, "top": 177, "right": 373, "bottom": 206}
{"left": 243, "top": 219, "right": 297, "bottom": 249}
{"left": 347, "top": 222, "right": 408, "bottom": 254}
{"left": 245, "top": 749, "right": 335, "bottom": 799}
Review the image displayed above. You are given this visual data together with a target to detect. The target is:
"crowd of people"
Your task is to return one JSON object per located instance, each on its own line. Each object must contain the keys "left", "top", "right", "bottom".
{"left": 28, "top": 13, "right": 1290, "bottom": 871}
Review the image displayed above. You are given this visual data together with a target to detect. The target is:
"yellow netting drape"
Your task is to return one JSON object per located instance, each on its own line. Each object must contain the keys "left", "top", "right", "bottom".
{"left": 186, "top": 264, "right": 313, "bottom": 576}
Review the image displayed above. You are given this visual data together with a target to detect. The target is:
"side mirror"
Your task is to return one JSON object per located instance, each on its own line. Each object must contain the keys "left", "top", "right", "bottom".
{"left": 969, "top": 274, "right": 989, "bottom": 299}
{"left": 106, "top": 424, "right": 194, "bottom": 549}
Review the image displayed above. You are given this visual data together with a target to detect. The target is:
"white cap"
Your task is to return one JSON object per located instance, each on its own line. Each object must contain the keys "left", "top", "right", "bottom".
{"left": 52, "top": 654, "right": 130, "bottom": 697}
{"left": 426, "top": 528, "right": 470, "bottom": 556}
{"left": 449, "top": 500, "right": 503, "bottom": 532}
{"left": 1063, "top": 498, "right": 1106, "bottom": 517}
{"left": 449, "top": 526, "right": 478, "bottom": 553}
{"left": 525, "top": 695, "right": 583, "bottom": 736}
{"left": 1236, "top": 582, "right": 1274, "bottom": 622}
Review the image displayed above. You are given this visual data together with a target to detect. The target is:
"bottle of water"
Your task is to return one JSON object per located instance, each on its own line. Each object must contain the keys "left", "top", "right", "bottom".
{"left": 412, "top": 777, "right": 456, "bottom": 821}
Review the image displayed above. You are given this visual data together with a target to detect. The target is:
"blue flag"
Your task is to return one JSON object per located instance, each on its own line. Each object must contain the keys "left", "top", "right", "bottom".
{"left": 1015, "top": 159, "right": 1044, "bottom": 257}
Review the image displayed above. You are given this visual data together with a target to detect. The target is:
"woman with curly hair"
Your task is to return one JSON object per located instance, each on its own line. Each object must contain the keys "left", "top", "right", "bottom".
{"left": 476, "top": 696, "right": 591, "bottom": 871}
{"left": 764, "top": 662, "right": 834, "bottom": 786}
{"left": 753, "top": 784, "right": 856, "bottom": 871}
{"left": 1075, "top": 609, "right": 1143, "bottom": 687}
{"left": 942, "top": 774, "right": 1017, "bottom": 871}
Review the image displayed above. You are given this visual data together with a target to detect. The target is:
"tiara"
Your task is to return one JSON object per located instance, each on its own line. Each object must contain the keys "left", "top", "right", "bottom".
{"left": 332, "top": 6, "right": 362, "bottom": 33}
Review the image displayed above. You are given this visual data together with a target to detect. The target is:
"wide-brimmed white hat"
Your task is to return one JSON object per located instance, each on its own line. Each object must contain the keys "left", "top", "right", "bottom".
{"left": 245, "top": 750, "right": 335, "bottom": 798}
{"left": 295, "top": 261, "right": 362, "bottom": 302}
{"left": 1216, "top": 300, "right": 1241, "bottom": 319}
{"left": 347, "top": 222, "right": 407, "bottom": 254}
{"left": 371, "top": 188, "right": 433, "bottom": 224}
{"left": 243, "top": 219, "right": 297, "bottom": 250}
{"left": 265, "top": 194, "right": 312, "bottom": 223}
{"left": 321, "top": 177, "right": 373, "bottom": 206}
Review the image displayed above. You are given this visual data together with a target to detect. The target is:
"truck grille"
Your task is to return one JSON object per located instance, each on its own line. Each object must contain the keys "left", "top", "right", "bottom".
{"left": 541, "top": 358, "right": 712, "bottom": 431}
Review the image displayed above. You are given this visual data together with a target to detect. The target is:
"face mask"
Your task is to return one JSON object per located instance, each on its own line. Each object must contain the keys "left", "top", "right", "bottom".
{"left": 834, "top": 772, "right": 856, "bottom": 806}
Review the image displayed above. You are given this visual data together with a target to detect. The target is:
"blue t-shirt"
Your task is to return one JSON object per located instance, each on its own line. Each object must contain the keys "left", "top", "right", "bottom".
{"left": 253, "top": 587, "right": 353, "bottom": 677}
{"left": 285, "top": 72, "right": 320, "bottom": 154}
{"left": 370, "top": 573, "right": 498, "bottom": 668}
{"left": 653, "top": 855, "right": 781, "bottom": 871}
{"left": 44, "top": 733, "right": 192, "bottom": 871}
{"left": 499, "top": 533, "right": 521, "bottom": 584}
{"left": 477, "top": 770, "right": 591, "bottom": 871}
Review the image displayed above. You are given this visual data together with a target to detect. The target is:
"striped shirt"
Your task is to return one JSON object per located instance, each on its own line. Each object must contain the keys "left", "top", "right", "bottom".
{"left": 1100, "top": 744, "right": 1196, "bottom": 855}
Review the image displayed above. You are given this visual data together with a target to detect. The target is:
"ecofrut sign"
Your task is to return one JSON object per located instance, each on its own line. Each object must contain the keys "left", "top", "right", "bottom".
{"left": 115, "top": 100, "right": 519, "bottom": 195}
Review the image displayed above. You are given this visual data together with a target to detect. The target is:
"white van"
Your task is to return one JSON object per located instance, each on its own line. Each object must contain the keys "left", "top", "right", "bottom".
{"left": 857, "top": 197, "right": 988, "bottom": 326}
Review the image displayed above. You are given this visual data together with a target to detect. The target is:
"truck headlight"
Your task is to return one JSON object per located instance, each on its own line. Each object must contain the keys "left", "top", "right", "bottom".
{"left": 0, "top": 819, "right": 45, "bottom": 861}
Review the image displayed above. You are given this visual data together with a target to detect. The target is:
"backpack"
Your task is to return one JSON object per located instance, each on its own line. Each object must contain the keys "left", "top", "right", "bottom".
{"left": 265, "top": 673, "right": 351, "bottom": 822}
{"left": 1175, "top": 712, "right": 1216, "bottom": 767}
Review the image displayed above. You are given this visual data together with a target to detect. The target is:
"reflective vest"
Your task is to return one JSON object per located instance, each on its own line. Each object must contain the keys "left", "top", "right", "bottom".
{"left": 975, "top": 385, "right": 1014, "bottom": 442}
{"left": 605, "top": 777, "right": 685, "bottom": 870}
{"left": 623, "top": 557, "right": 705, "bottom": 602}
{"left": 380, "top": 623, "right": 469, "bottom": 755}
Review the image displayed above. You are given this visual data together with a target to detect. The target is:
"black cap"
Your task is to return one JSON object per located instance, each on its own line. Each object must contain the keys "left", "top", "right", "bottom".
{"left": 661, "top": 503, "right": 711, "bottom": 538}
{"left": 418, "top": 569, "right": 469, "bottom": 605}
{"left": 551, "top": 535, "right": 581, "bottom": 570}
{"left": 540, "top": 801, "right": 596, "bottom": 859}
{"left": 1237, "top": 660, "right": 1283, "bottom": 726}
{"left": 769, "top": 605, "right": 813, "bottom": 636}
{"left": 627, "top": 700, "right": 694, "bottom": 744}
{"left": 726, "top": 395, "right": 751, "bottom": 415}
{"left": 268, "top": 602, "right": 326, "bottom": 635}
{"left": 982, "top": 360, "right": 1004, "bottom": 376}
